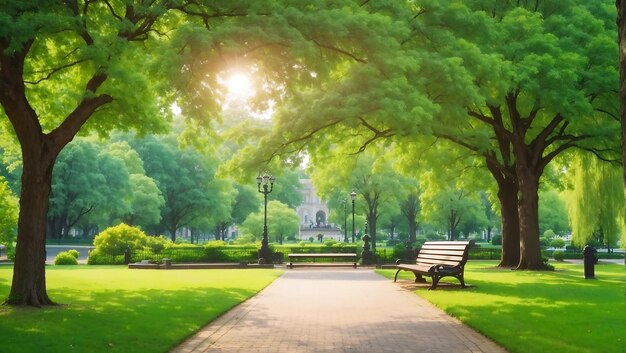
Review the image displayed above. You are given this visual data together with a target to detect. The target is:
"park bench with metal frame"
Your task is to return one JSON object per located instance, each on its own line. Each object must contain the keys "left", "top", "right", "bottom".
{"left": 287, "top": 253, "right": 358, "bottom": 269}
{"left": 394, "top": 241, "right": 472, "bottom": 290}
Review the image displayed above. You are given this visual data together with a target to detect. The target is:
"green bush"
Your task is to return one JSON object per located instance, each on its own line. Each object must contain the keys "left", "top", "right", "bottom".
{"left": 491, "top": 235, "right": 502, "bottom": 246}
{"left": 54, "top": 251, "right": 78, "bottom": 265}
{"left": 539, "top": 237, "right": 550, "bottom": 248}
{"left": 550, "top": 238, "right": 565, "bottom": 248}
{"left": 393, "top": 243, "right": 409, "bottom": 259}
{"left": 425, "top": 232, "right": 444, "bottom": 241}
{"left": 205, "top": 240, "right": 227, "bottom": 247}
{"left": 234, "top": 233, "right": 256, "bottom": 245}
{"left": 7, "top": 245, "right": 16, "bottom": 261}
{"left": 67, "top": 249, "right": 80, "bottom": 259}
{"left": 553, "top": 250, "right": 565, "bottom": 262}
{"left": 87, "top": 249, "right": 125, "bottom": 265}
{"left": 324, "top": 239, "right": 337, "bottom": 247}
{"left": 93, "top": 223, "right": 148, "bottom": 256}
{"left": 146, "top": 235, "right": 168, "bottom": 253}
{"left": 543, "top": 229, "right": 556, "bottom": 239}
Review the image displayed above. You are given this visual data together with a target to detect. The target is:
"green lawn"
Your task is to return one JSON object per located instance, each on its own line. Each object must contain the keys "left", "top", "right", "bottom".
{"left": 378, "top": 261, "right": 626, "bottom": 353}
{"left": 0, "top": 266, "right": 282, "bottom": 353}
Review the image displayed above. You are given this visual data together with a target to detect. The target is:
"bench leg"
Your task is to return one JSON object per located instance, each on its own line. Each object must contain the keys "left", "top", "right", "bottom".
{"left": 394, "top": 269, "right": 402, "bottom": 282}
{"left": 414, "top": 273, "right": 427, "bottom": 283}
{"left": 289, "top": 262, "right": 293, "bottom": 269}
{"left": 429, "top": 275, "right": 441, "bottom": 290}
{"left": 457, "top": 273, "right": 466, "bottom": 288}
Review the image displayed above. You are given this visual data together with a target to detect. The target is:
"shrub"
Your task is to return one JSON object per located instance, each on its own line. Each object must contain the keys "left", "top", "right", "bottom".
{"left": 54, "top": 251, "right": 78, "bottom": 265}
{"left": 425, "top": 232, "right": 443, "bottom": 241}
{"left": 553, "top": 250, "right": 565, "bottom": 262}
{"left": 540, "top": 255, "right": 555, "bottom": 270}
{"left": 67, "top": 249, "right": 80, "bottom": 259}
{"left": 7, "top": 245, "right": 16, "bottom": 261}
{"left": 234, "top": 233, "right": 256, "bottom": 245}
{"left": 298, "top": 241, "right": 307, "bottom": 247}
{"left": 146, "top": 235, "right": 168, "bottom": 253}
{"left": 550, "top": 238, "right": 565, "bottom": 248}
{"left": 543, "top": 229, "right": 556, "bottom": 239}
{"left": 87, "top": 249, "right": 125, "bottom": 265}
{"left": 93, "top": 223, "right": 148, "bottom": 256}
{"left": 491, "top": 235, "right": 502, "bottom": 246}
{"left": 393, "top": 243, "right": 409, "bottom": 259}
{"left": 324, "top": 239, "right": 337, "bottom": 247}
{"left": 205, "top": 240, "right": 227, "bottom": 247}
{"left": 539, "top": 237, "right": 550, "bottom": 248}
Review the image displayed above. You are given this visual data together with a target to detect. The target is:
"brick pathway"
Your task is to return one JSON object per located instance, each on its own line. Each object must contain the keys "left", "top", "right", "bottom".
{"left": 171, "top": 269, "right": 507, "bottom": 353}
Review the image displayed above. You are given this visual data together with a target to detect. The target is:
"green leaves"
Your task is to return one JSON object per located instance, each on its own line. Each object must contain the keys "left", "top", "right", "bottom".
{"left": 0, "top": 175, "right": 18, "bottom": 246}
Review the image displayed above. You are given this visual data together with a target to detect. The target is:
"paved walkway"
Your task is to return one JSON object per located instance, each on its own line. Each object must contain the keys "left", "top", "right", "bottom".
{"left": 171, "top": 268, "right": 507, "bottom": 353}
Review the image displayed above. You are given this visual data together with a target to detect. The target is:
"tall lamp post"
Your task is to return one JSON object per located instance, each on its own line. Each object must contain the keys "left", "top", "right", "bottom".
{"left": 343, "top": 198, "right": 348, "bottom": 242}
{"left": 257, "top": 173, "right": 275, "bottom": 264}
{"left": 350, "top": 191, "right": 357, "bottom": 243}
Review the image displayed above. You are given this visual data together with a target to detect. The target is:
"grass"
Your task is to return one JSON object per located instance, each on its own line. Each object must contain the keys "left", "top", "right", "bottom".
{"left": 378, "top": 261, "right": 626, "bottom": 353}
{"left": 0, "top": 265, "right": 282, "bottom": 353}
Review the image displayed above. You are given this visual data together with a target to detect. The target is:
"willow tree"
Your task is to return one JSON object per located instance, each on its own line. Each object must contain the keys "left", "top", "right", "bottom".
{"left": 618, "top": 0, "right": 626, "bottom": 195}
{"left": 567, "top": 154, "right": 625, "bottom": 250}
{"left": 1, "top": 0, "right": 400, "bottom": 306}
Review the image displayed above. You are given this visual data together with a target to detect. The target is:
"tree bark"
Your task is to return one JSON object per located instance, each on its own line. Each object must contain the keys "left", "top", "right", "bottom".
{"left": 497, "top": 180, "right": 520, "bottom": 267}
{"left": 367, "top": 211, "right": 378, "bottom": 251}
{"left": 401, "top": 193, "right": 419, "bottom": 243}
{"left": 516, "top": 169, "right": 544, "bottom": 270}
{"left": 6, "top": 141, "right": 58, "bottom": 306}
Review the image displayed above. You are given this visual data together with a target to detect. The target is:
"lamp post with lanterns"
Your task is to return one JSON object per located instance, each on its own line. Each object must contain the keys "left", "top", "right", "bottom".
{"left": 256, "top": 173, "right": 275, "bottom": 264}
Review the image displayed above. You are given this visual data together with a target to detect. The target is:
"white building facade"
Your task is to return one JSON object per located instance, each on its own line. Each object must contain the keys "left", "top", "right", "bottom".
{"left": 296, "top": 179, "right": 342, "bottom": 241}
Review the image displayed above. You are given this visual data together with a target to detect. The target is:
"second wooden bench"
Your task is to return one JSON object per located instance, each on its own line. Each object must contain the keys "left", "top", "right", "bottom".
{"left": 288, "top": 253, "right": 358, "bottom": 269}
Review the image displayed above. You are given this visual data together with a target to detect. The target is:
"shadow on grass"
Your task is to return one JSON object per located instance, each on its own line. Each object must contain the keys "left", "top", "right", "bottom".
{"left": 384, "top": 263, "right": 626, "bottom": 353}
{"left": 0, "top": 267, "right": 281, "bottom": 353}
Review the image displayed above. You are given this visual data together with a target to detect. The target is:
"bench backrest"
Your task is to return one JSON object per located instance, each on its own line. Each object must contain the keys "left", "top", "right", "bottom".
{"left": 415, "top": 241, "right": 471, "bottom": 268}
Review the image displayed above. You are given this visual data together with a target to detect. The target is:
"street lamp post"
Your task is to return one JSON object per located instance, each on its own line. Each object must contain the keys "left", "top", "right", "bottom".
{"left": 350, "top": 191, "right": 357, "bottom": 243}
{"left": 343, "top": 198, "right": 348, "bottom": 242}
{"left": 257, "top": 173, "right": 275, "bottom": 264}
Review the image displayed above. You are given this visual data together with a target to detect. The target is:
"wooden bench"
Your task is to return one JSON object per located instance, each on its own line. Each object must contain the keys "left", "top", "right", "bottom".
{"left": 394, "top": 241, "right": 472, "bottom": 290}
{"left": 288, "top": 253, "right": 358, "bottom": 269}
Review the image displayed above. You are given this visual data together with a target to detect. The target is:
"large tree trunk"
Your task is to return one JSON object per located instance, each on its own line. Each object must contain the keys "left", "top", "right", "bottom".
{"left": 6, "top": 147, "right": 57, "bottom": 306}
{"left": 408, "top": 220, "right": 417, "bottom": 243}
{"left": 367, "top": 211, "right": 377, "bottom": 251}
{"left": 484, "top": 151, "right": 520, "bottom": 267}
{"left": 619, "top": 0, "right": 626, "bottom": 197}
{"left": 516, "top": 170, "right": 544, "bottom": 270}
{"left": 169, "top": 226, "right": 177, "bottom": 242}
{"left": 497, "top": 179, "right": 520, "bottom": 267}
{"left": 401, "top": 193, "right": 419, "bottom": 243}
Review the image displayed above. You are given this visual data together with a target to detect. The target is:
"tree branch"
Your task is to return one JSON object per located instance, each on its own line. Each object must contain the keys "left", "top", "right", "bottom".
{"left": 312, "top": 39, "right": 368, "bottom": 64}
{"left": 24, "top": 60, "right": 86, "bottom": 85}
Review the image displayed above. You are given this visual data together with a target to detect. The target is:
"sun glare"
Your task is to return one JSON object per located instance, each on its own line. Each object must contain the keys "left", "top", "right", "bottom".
{"left": 224, "top": 73, "right": 254, "bottom": 98}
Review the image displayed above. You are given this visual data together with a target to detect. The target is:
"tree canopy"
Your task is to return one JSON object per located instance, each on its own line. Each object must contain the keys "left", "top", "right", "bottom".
{"left": 1, "top": 0, "right": 623, "bottom": 307}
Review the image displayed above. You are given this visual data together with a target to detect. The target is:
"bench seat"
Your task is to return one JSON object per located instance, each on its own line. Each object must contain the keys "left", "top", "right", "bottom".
{"left": 394, "top": 241, "right": 471, "bottom": 290}
{"left": 288, "top": 253, "right": 358, "bottom": 269}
